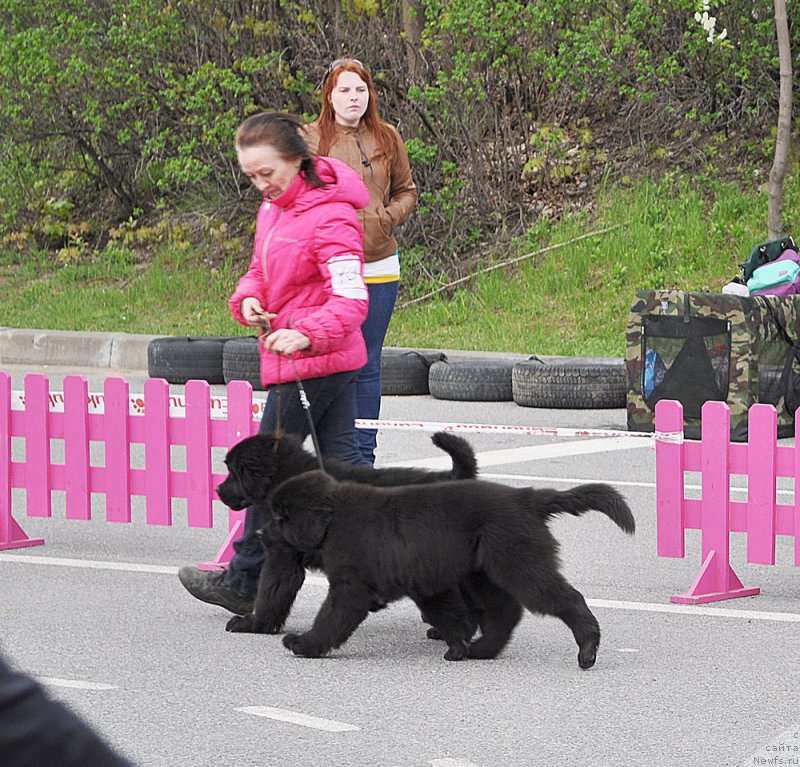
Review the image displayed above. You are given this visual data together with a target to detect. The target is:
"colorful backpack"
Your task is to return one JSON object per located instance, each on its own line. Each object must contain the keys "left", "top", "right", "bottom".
{"left": 747, "top": 250, "right": 800, "bottom": 296}
{"left": 738, "top": 236, "right": 797, "bottom": 283}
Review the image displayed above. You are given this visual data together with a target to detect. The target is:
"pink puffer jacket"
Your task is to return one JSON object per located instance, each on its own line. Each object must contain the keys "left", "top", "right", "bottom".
{"left": 230, "top": 157, "right": 370, "bottom": 385}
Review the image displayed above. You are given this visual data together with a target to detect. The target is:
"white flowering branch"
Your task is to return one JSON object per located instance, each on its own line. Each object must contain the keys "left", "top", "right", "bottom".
{"left": 694, "top": 1, "right": 728, "bottom": 44}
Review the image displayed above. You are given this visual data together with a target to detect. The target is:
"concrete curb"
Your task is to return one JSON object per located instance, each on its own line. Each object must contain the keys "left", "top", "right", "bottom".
{"left": 0, "top": 329, "right": 542, "bottom": 374}
{"left": 0, "top": 328, "right": 160, "bottom": 371}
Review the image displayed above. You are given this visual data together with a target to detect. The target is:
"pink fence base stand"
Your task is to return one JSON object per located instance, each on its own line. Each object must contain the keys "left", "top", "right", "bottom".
{"left": 195, "top": 509, "right": 246, "bottom": 571}
{"left": 655, "top": 398, "right": 798, "bottom": 605}
{"left": 670, "top": 550, "right": 761, "bottom": 605}
{"left": 0, "top": 517, "right": 44, "bottom": 551}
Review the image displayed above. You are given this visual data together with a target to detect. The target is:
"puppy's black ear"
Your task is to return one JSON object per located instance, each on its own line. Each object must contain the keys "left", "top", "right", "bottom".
{"left": 271, "top": 471, "right": 336, "bottom": 551}
{"left": 235, "top": 435, "right": 281, "bottom": 501}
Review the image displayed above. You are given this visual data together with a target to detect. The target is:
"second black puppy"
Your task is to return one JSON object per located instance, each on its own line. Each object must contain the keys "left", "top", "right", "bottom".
{"left": 217, "top": 431, "right": 478, "bottom": 636}
{"left": 269, "top": 472, "right": 635, "bottom": 667}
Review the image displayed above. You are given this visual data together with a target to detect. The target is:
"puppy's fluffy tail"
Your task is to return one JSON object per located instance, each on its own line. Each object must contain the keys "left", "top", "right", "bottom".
{"left": 431, "top": 431, "right": 478, "bottom": 479}
{"left": 534, "top": 483, "right": 635, "bottom": 534}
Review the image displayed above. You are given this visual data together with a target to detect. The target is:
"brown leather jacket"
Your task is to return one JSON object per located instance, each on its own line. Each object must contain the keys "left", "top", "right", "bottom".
{"left": 304, "top": 121, "right": 417, "bottom": 262}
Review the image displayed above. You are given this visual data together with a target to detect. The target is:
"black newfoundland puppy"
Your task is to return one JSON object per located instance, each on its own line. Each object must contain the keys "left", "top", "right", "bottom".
{"left": 268, "top": 471, "right": 635, "bottom": 667}
{"left": 216, "top": 431, "right": 478, "bottom": 636}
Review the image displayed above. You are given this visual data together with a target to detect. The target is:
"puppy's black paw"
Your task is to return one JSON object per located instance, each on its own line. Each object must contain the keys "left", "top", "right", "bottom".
{"left": 282, "top": 632, "right": 303, "bottom": 653}
{"left": 443, "top": 641, "right": 469, "bottom": 661}
{"left": 226, "top": 614, "right": 270, "bottom": 633}
{"left": 467, "top": 637, "right": 502, "bottom": 660}
{"left": 426, "top": 627, "right": 443, "bottom": 641}
{"left": 226, "top": 614, "right": 253, "bottom": 632}
{"left": 578, "top": 642, "right": 598, "bottom": 670}
{"left": 282, "top": 632, "right": 327, "bottom": 658}
{"left": 250, "top": 614, "right": 287, "bottom": 634}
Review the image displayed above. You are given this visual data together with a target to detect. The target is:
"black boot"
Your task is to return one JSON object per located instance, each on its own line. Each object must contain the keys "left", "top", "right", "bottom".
{"left": 178, "top": 567, "right": 254, "bottom": 615}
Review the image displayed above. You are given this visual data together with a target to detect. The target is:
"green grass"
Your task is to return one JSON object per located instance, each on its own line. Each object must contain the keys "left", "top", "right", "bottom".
{"left": 1, "top": 174, "right": 797, "bottom": 355}
{"left": 388, "top": 174, "right": 798, "bottom": 355}
{"left": 0, "top": 243, "right": 252, "bottom": 338}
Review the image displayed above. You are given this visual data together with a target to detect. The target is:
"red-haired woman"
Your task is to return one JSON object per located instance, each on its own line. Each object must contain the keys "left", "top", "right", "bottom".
{"left": 305, "top": 58, "right": 417, "bottom": 465}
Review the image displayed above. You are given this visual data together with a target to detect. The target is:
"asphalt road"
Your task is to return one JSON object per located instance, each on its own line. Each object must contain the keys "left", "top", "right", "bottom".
{"left": 2, "top": 363, "right": 799, "bottom": 767}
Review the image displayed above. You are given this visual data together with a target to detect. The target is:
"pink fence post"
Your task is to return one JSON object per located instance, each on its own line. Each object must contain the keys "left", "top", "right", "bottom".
{"left": 144, "top": 378, "right": 171, "bottom": 526}
{"left": 64, "top": 376, "right": 91, "bottom": 521}
{"left": 185, "top": 379, "right": 213, "bottom": 529}
{"left": 0, "top": 372, "right": 44, "bottom": 550}
{"left": 795, "top": 415, "right": 800, "bottom": 568}
{"left": 671, "top": 401, "right": 759, "bottom": 604}
{"left": 24, "top": 375, "right": 52, "bottom": 518}
{"left": 196, "top": 380, "right": 255, "bottom": 571}
{"left": 746, "top": 404, "right": 777, "bottom": 565}
{"left": 104, "top": 377, "right": 131, "bottom": 523}
{"left": 0, "top": 372, "right": 10, "bottom": 545}
{"left": 655, "top": 400, "right": 685, "bottom": 558}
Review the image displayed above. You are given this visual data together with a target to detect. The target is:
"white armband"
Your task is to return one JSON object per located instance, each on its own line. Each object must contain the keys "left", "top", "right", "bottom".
{"left": 327, "top": 254, "right": 368, "bottom": 300}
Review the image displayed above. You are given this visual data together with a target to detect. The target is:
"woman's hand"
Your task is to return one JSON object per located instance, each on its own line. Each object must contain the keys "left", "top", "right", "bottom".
{"left": 241, "top": 297, "right": 309, "bottom": 353}
{"left": 241, "top": 297, "right": 276, "bottom": 329}
{"left": 263, "top": 328, "right": 311, "bottom": 356}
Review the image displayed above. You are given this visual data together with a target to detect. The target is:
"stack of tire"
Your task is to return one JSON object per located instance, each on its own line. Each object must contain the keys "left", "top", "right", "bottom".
{"left": 221, "top": 337, "right": 263, "bottom": 389}
{"left": 379, "top": 349, "right": 446, "bottom": 395}
{"left": 383, "top": 352, "right": 626, "bottom": 409}
{"left": 147, "top": 335, "right": 263, "bottom": 389}
{"left": 511, "top": 356, "right": 626, "bottom": 409}
{"left": 148, "top": 337, "right": 626, "bottom": 409}
{"left": 147, "top": 336, "right": 242, "bottom": 385}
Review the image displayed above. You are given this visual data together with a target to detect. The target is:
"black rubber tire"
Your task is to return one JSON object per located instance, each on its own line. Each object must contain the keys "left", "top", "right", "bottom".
{"left": 147, "top": 336, "right": 241, "bottom": 384}
{"left": 512, "top": 357, "right": 626, "bottom": 409}
{"left": 381, "top": 349, "right": 447, "bottom": 395}
{"left": 428, "top": 359, "right": 517, "bottom": 402}
{"left": 223, "top": 337, "right": 264, "bottom": 390}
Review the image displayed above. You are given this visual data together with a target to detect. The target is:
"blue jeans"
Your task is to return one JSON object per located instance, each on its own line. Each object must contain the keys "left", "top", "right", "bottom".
{"left": 224, "top": 368, "right": 368, "bottom": 598}
{"left": 356, "top": 279, "right": 399, "bottom": 464}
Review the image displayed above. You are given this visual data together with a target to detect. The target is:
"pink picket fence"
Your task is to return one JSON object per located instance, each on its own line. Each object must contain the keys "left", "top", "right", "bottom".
{"left": 0, "top": 372, "right": 261, "bottom": 569}
{"left": 655, "top": 398, "right": 800, "bottom": 604}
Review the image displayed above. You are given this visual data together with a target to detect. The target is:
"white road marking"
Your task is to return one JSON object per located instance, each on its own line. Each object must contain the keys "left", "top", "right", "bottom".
{"left": 428, "top": 760, "right": 481, "bottom": 767}
{"left": 235, "top": 706, "right": 360, "bottom": 732}
{"left": 482, "top": 472, "right": 657, "bottom": 488}
{"left": 305, "top": 576, "right": 800, "bottom": 622}
{"left": 587, "top": 598, "right": 800, "bottom": 623}
{"left": 3, "top": 559, "right": 799, "bottom": 623}
{"left": 385, "top": 436, "right": 650, "bottom": 470}
{"left": 0, "top": 553, "right": 177, "bottom": 574}
{"left": 37, "top": 677, "right": 118, "bottom": 690}
{"left": 481, "top": 473, "right": 786, "bottom": 499}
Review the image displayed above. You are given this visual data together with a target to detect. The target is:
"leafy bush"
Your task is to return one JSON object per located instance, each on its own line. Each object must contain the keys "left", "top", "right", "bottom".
{"left": 0, "top": 0, "right": 795, "bottom": 283}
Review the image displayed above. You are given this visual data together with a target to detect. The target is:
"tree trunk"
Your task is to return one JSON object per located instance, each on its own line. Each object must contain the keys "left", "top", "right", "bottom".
{"left": 768, "top": 0, "right": 792, "bottom": 239}
{"left": 401, "top": 0, "right": 424, "bottom": 82}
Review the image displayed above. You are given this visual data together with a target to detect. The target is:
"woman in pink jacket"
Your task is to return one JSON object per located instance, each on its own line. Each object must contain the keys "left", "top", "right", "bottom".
{"left": 179, "top": 112, "right": 371, "bottom": 614}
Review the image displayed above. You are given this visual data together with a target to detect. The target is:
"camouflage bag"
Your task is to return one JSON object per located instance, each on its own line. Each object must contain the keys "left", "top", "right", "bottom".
{"left": 626, "top": 290, "right": 800, "bottom": 440}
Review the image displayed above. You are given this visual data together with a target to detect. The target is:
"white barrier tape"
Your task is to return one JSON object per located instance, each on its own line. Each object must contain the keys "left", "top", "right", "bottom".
{"left": 355, "top": 418, "right": 654, "bottom": 440}
{"left": 10, "top": 389, "right": 267, "bottom": 420}
{"left": 653, "top": 430, "right": 684, "bottom": 445}
{"left": 9, "top": 389, "right": 678, "bottom": 443}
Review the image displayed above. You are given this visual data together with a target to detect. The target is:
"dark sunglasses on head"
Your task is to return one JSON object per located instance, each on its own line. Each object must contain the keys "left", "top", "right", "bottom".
{"left": 323, "top": 58, "right": 366, "bottom": 84}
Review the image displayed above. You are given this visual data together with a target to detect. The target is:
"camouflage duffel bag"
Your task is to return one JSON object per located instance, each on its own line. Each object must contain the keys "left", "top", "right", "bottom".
{"left": 626, "top": 290, "right": 800, "bottom": 441}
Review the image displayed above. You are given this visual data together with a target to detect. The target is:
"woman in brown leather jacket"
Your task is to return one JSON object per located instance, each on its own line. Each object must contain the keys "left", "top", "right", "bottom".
{"left": 305, "top": 58, "right": 417, "bottom": 465}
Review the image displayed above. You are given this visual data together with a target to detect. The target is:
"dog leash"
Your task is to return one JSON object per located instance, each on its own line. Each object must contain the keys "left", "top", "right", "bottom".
{"left": 255, "top": 317, "right": 283, "bottom": 443}
{"left": 288, "top": 354, "right": 325, "bottom": 473}
{"left": 254, "top": 315, "right": 325, "bottom": 472}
